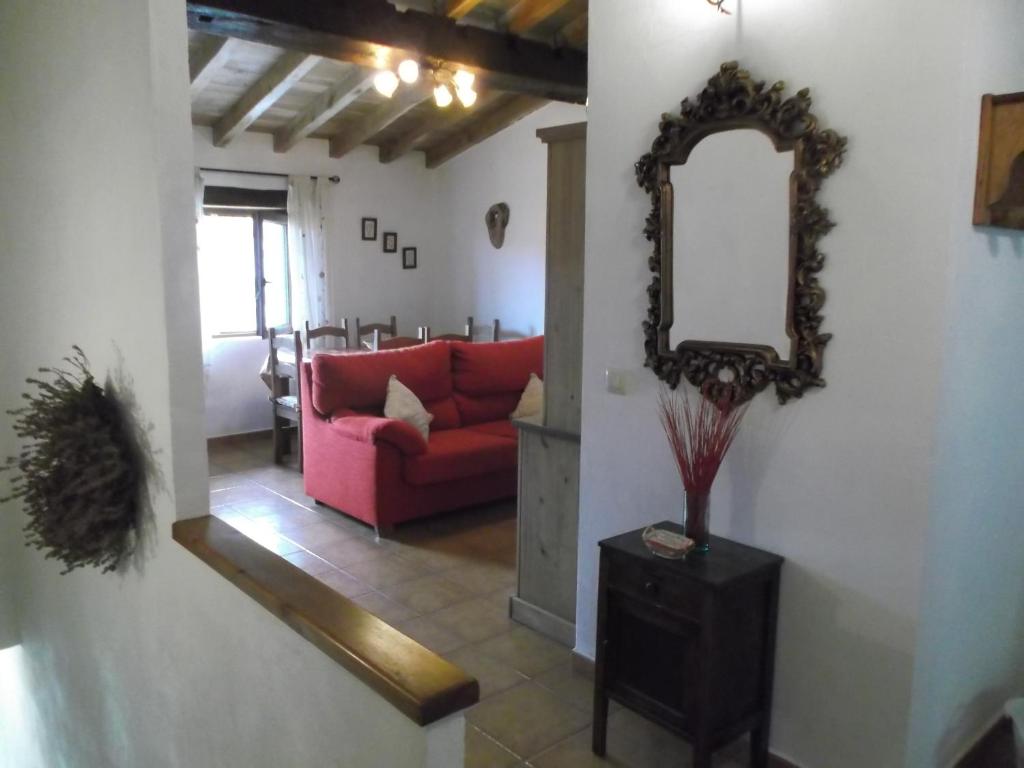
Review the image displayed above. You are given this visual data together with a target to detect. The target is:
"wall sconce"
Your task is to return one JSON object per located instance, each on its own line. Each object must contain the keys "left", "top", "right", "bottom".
{"left": 707, "top": 0, "right": 731, "bottom": 14}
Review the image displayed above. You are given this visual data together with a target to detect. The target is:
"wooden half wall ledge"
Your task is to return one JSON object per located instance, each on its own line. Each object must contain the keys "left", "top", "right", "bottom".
{"left": 172, "top": 515, "right": 479, "bottom": 725}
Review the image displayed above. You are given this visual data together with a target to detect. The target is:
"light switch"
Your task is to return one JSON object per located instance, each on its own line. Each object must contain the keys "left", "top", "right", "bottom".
{"left": 605, "top": 368, "right": 629, "bottom": 395}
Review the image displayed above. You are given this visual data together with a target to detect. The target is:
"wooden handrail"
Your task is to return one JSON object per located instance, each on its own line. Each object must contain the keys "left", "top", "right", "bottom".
{"left": 172, "top": 515, "right": 479, "bottom": 725}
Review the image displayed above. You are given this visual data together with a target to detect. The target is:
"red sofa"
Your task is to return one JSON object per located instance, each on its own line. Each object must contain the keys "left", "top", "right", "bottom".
{"left": 300, "top": 336, "right": 543, "bottom": 532}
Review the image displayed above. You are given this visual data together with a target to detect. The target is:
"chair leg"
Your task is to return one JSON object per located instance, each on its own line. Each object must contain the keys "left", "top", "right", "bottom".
{"left": 297, "top": 415, "right": 303, "bottom": 473}
{"left": 272, "top": 415, "right": 284, "bottom": 464}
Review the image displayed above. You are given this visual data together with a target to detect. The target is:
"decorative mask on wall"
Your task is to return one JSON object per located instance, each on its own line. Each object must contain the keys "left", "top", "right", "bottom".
{"left": 485, "top": 202, "right": 510, "bottom": 248}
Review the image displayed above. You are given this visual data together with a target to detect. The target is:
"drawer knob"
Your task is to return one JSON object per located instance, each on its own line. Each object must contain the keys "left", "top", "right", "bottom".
{"left": 643, "top": 580, "right": 659, "bottom": 596}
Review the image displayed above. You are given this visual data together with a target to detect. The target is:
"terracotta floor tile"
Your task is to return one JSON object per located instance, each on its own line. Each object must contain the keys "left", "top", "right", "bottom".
{"left": 314, "top": 568, "right": 373, "bottom": 599}
{"left": 445, "top": 644, "right": 528, "bottom": 700}
{"left": 249, "top": 505, "right": 325, "bottom": 534}
{"left": 467, "top": 682, "right": 590, "bottom": 760}
{"left": 466, "top": 724, "right": 521, "bottom": 768}
{"left": 310, "top": 535, "right": 387, "bottom": 567}
{"left": 473, "top": 626, "right": 571, "bottom": 679}
{"left": 349, "top": 590, "right": 418, "bottom": 624}
{"left": 383, "top": 574, "right": 474, "bottom": 614}
{"left": 209, "top": 482, "right": 270, "bottom": 508}
{"left": 283, "top": 550, "right": 338, "bottom": 576}
{"left": 442, "top": 559, "right": 517, "bottom": 597}
{"left": 526, "top": 728, "right": 634, "bottom": 768}
{"left": 392, "top": 615, "right": 467, "bottom": 655}
{"left": 429, "top": 597, "right": 517, "bottom": 645}
{"left": 391, "top": 541, "right": 476, "bottom": 574}
{"left": 342, "top": 555, "right": 423, "bottom": 590}
{"left": 279, "top": 520, "right": 354, "bottom": 550}
{"left": 530, "top": 662, "right": 594, "bottom": 714}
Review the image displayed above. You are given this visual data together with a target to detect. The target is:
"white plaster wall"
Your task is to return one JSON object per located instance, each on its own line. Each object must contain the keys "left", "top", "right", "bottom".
{"left": 578, "top": 1, "right": 962, "bottom": 765}
{"left": 433, "top": 101, "right": 586, "bottom": 339}
{"left": 193, "top": 127, "right": 446, "bottom": 436}
{"left": 905, "top": 1, "right": 1024, "bottom": 764}
{"left": 0, "top": 1, "right": 461, "bottom": 765}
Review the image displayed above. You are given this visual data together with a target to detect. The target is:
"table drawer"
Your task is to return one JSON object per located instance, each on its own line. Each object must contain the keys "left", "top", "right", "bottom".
{"left": 605, "top": 554, "right": 702, "bottom": 622}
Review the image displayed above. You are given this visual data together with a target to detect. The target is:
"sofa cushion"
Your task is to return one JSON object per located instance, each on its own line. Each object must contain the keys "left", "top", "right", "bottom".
{"left": 312, "top": 341, "right": 454, "bottom": 418}
{"left": 404, "top": 428, "right": 517, "bottom": 486}
{"left": 449, "top": 336, "right": 543, "bottom": 397}
{"left": 464, "top": 420, "right": 518, "bottom": 441}
{"left": 453, "top": 392, "right": 521, "bottom": 426}
{"left": 449, "top": 337, "right": 543, "bottom": 425}
{"left": 422, "top": 397, "right": 461, "bottom": 431}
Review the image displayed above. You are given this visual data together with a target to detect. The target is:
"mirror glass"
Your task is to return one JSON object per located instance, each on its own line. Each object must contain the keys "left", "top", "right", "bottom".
{"left": 670, "top": 129, "right": 793, "bottom": 357}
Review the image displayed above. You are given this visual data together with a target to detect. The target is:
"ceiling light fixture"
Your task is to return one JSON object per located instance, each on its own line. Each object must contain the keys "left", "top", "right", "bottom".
{"left": 453, "top": 69, "right": 475, "bottom": 91}
{"left": 397, "top": 59, "right": 420, "bottom": 84}
{"left": 434, "top": 83, "right": 454, "bottom": 108}
{"left": 456, "top": 85, "right": 477, "bottom": 107}
{"left": 374, "top": 70, "right": 399, "bottom": 98}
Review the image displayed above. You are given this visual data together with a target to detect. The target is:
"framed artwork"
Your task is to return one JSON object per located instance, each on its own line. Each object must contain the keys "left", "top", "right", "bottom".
{"left": 383, "top": 232, "right": 397, "bottom": 253}
{"left": 402, "top": 247, "right": 418, "bottom": 270}
{"left": 973, "top": 91, "right": 1024, "bottom": 230}
{"left": 361, "top": 217, "right": 378, "bottom": 241}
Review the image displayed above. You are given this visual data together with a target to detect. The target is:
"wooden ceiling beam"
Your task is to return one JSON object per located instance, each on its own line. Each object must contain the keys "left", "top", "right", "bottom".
{"left": 189, "top": 33, "right": 236, "bottom": 97}
{"left": 273, "top": 67, "right": 376, "bottom": 153}
{"left": 504, "top": 0, "right": 572, "bottom": 35}
{"left": 329, "top": 87, "right": 429, "bottom": 159}
{"left": 423, "top": 94, "right": 546, "bottom": 168}
{"left": 186, "top": 0, "right": 587, "bottom": 103}
{"left": 212, "top": 51, "right": 320, "bottom": 146}
{"left": 559, "top": 12, "right": 588, "bottom": 48}
{"left": 445, "top": 0, "right": 486, "bottom": 20}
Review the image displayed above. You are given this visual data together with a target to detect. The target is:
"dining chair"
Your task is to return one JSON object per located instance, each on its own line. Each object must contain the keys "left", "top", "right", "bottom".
{"left": 419, "top": 316, "right": 501, "bottom": 342}
{"left": 355, "top": 315, "right": 397, "bottom": 349}
{"left": 268, "top": 328, "right": 303, "bottom": 470}
{"left": 305, "top": 318, "right": 349, "bottom": 351}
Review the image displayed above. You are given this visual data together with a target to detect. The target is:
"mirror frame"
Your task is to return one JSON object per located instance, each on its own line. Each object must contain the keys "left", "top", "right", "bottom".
{"left": 636, "top": 62, "right": 847, "bottom": 405}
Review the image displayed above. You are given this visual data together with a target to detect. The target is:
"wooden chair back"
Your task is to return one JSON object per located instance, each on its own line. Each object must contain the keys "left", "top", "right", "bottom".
{"left": 355, "top": 315, "right": 398, "bottom": 349}
{"left": 419, "top": 316, "right": 501, "bottom": 343}
{"left": 268, "top": 327, "right": 299, "bottom": 397}
{"left": 268, "top": 328, "right": 303, "bottom": 468}
{"left": 371, "top": 328, "right": 425, "bottom": 351}
{"left": 306, "top": 319, "right": 350, "bottom": 351}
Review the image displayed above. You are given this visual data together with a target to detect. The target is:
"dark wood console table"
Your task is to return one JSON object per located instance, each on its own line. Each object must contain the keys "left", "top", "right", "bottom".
{"left": 592, "top": 523, "right": 783, "bottom": 767}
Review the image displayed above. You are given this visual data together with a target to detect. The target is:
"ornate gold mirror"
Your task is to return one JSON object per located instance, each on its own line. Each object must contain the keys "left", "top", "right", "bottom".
{"left": 636, "top": 62, "right": 847, "bottom": 404}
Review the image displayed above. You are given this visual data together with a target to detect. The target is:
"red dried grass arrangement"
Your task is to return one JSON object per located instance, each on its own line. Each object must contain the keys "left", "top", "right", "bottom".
{"left": 657, "top": 385, "right": 748, "bottom": 495}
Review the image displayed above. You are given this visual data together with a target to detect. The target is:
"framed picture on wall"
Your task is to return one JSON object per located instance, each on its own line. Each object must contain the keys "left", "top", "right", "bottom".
{"left": 402, "top": 247, "right": 417, "bottom": 269}
{"left": 361, "top": 217, "right": 378, "bottom": 241}
{"left": 383, "top": 232, "right": 397, "bottom": 253}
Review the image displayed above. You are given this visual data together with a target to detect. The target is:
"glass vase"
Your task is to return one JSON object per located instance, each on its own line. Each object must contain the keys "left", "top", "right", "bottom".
{"left": 684, "top": 491, "right": 711, "bottom": 552}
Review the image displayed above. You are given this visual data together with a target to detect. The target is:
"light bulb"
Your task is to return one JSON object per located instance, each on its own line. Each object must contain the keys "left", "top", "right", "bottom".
{"left": 453, "top": 69, "right": 475, "bottom": 90}
{"left": 456, "top": 85, "right": 477, "bottom": 107}
{"left": 374, "top": 70, "right": 399, "bottom": 98}
{"left": 397, "top": 59, "right": 419, "bottom": 84}
{"left": 434, "top": 84, "right": 453, "bottom": 108}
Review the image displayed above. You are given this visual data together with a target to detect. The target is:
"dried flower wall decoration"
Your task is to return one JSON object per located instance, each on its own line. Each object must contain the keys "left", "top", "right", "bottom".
{"left": 1, "top": 347, "right": 152, "bottom": 574}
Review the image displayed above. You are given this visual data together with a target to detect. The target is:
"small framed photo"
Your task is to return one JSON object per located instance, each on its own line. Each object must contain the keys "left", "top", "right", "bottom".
{"left": 382, "top": 232, "right": 397, "bottom": 253}
{"left": 361, "top": 217, "right": 378, "bottom": 241}
{"left": 402, "top": 247, "right": 418, "bottom": 270}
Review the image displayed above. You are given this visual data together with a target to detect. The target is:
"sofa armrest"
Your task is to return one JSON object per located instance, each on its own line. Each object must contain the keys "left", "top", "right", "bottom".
{"left": 329, "top": 410, "right": 428, "bottom": 456}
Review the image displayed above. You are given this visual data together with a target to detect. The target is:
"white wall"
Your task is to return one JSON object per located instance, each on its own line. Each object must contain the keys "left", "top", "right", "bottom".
{"left": 579, "top": 2, "right": 971, "bottom": 766}
{"left": 0, "top": 1, "right": 461, "bottom": 765}
{"left": 193, "top": 128, "right": 446, "bottom": 436}
{"left": 905, "top": 1, "right": 1024, "bottom": 764}
{"left": 434, "top": 102, "right": 586, "bottom": 339}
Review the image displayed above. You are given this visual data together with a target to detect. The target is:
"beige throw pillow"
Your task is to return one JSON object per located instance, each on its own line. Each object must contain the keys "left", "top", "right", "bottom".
{"left": 510, "top": 373, "right": 544, "bottom": 419}
{"left": 384, "top": 375, "right": 433, "bottom": 441}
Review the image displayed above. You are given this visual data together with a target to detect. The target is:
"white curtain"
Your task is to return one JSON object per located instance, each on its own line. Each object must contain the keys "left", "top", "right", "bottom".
{"left": 287, "top": 177, "right": 331, "bottom": 341}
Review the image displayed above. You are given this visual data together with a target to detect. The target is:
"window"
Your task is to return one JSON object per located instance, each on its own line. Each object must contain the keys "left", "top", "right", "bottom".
{"left": 197, "top": 186, "right": 290, "bottom": 337}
